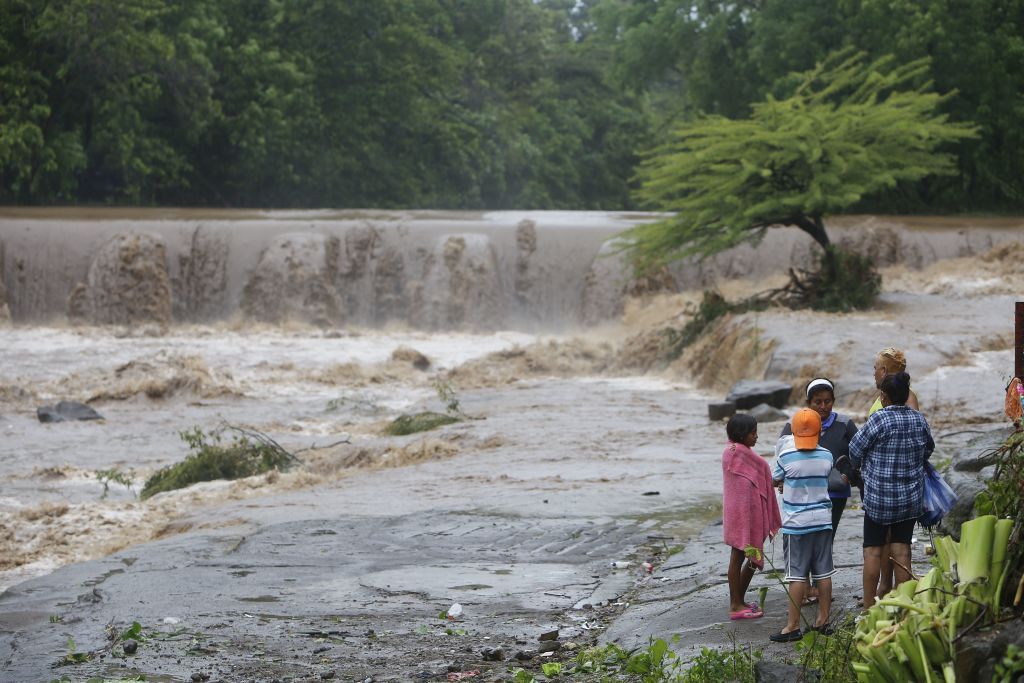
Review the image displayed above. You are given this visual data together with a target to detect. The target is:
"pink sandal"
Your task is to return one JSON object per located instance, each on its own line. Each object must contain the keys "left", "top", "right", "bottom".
{"left": 730, "top": 606, "right": 763, "bottom": 620}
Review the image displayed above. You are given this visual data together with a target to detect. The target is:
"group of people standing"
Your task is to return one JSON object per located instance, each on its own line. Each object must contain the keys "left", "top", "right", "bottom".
{"left": 721, "top": 347, "right": 935, "bottom": 642}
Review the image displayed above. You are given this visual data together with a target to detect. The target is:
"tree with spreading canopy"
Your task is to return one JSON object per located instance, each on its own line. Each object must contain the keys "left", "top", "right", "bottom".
{"left": 622, "top": 50, "right": 979, "bottom": 272}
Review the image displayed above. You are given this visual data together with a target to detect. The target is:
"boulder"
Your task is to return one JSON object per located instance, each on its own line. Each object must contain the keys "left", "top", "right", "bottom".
{"left": 951, "top": 426, "right": 1013, "bottom": 472}
{"left": 955, "top": 617, "right": 1024, "bottom": 682}
{"left": 580, "top": 239, "right": 631, "bottom": 326}
{"left": 391, "top": 346, "right": 430, "bottom": 370}
{"left": 69, "top": 233, "right": 172, "bottom": 325}
{"left": 746, "top": 403, "right": 791, "bottom": 423}
{"left": 412, "top": 234, "right": 503, "bottom": 330}
{"left": 755, "top": 661, "right": 820, "bottom": 682}
{"left": 37, "top": 401, "right": 104, "bottom": 423}
{"left": 937, "top": 467, "right": 994, "bottom": 538}
{"left": 241, "top": 233, "right": 341, "bottom": 326}
{"left": 708, "top": 401, "right": 736, "bottom": 421}
{"left": 726, "top": 380, "right": 793, "bottom": 410}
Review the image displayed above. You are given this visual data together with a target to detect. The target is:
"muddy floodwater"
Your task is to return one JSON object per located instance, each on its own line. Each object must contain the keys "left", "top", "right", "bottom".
{"left": 0, "top": 210, "right": 1022, "bottom": 680}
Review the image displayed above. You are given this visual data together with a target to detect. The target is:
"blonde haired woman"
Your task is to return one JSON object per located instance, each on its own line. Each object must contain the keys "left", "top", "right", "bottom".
{"left": 870, "top": 347, "right": 919, "bottom": 414}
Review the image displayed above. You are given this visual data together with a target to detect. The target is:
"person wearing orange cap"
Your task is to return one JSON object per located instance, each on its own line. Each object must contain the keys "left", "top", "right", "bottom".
{"left": 779, "top": 377, "right": 858, "bottom": 606}
{"left": 769, "top": 408, "right": 836, "bottom": 641}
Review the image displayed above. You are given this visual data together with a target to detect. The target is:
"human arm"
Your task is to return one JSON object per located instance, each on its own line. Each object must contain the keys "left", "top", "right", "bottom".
{"left": 907, "top": 388, "right": 920, "bottom": 411}
{"left": 771, "top": 458, "right": 785, "bottom": 492}
{"left": 848, "top": 416, "right": 876, "bottom": 469}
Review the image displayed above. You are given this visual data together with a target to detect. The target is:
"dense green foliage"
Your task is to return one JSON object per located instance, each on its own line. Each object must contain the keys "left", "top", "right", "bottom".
{"left": 140, "top": 426, "right": 294, "bottom": 499}
{"left": 0, "top": 0, "right": 650, "bottom": 208}
{"left": 1, "top": 0, "right": 1020, "bottom": 213}
{"left": 594, "top": 0, "right": 1024, "bottom": 212}
{"left": 800, "top": 247, "right": 881, "bottom": 312}
{"left": 624, "top": 50, "right": 977, "bottom": 267}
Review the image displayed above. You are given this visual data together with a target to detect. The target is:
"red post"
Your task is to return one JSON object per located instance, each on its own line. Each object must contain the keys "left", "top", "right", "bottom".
{"left": 1016, "top": 302, "right": 1024, "bottom": 381}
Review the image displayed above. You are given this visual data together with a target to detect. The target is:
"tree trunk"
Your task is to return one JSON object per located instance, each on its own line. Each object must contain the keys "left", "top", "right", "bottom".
{"left": 792, "top": 214, "right": 831, "bottom": 251}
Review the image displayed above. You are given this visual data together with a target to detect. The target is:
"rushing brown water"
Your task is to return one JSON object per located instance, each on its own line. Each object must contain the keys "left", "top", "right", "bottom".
{"left": 0, "top": 209, "right": 1021, "bottom": 595}
{"left": 2, "top": 209, "right": 1021, "bottom": 329}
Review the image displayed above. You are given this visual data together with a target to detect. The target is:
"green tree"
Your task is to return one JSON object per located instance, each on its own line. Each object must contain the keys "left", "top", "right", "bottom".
{"left": 623, "top": 50, "right": 978, "bottom": 270}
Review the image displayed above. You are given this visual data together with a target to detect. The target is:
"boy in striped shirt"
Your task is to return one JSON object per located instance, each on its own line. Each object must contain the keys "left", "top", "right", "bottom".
{"left": 769, "top": 408, "right": 836, "bottom": 641}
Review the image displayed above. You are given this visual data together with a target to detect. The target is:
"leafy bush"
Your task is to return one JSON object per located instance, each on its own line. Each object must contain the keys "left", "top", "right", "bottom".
{"left": 796, "top": 620, "right": 858, "bottom": 682}
{"left": 141, "top": 426, "right": 295, "bottom": 499}
{"left": 802, "top": 247, "right": 881, "bottom": 312}
{"left": 664, "top": 291, "right": 734, "bottom": 360}
{"left": 383, "top": 412, "right": 460, "bottom": 436}
{"left": 566, "top": 638, "right": 759, "bottom": 682}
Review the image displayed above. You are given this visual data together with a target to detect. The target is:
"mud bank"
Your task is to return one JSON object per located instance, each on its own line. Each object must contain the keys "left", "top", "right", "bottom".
{"left": 2, "top": 209, "right": 1022, "bottom": 329}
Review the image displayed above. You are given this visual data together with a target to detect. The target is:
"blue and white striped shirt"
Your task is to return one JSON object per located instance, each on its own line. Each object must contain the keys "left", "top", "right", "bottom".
{"left": 772, "top": 436, "right": 834, "bottom": 535}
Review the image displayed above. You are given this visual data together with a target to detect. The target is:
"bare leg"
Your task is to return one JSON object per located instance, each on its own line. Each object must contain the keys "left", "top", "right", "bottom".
{"left": 815, "top": 577, "right": 832, "bottom": 628}
{"left": 728, "top": 547, "right": 756, "bottom": 612}
{"left": 877, "top": 546, "right": 893, "bottom": 597}
{"left": 891, "top": 543, "right": 913, "bottom": 586}
{"left": 863, "top": 546, "right": 883, "bottom": 609}
{"left": 877, "top": 529, "right": 894, "bottom": 598}
{"left": 784, "top": 581, "right": 805, "bottom": 634}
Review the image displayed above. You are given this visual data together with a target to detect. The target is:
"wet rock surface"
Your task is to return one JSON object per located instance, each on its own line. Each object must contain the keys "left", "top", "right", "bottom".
{"left": 70, "top": 232, "right": 173, "bottom": 325}
{"left": 36, "top": 400, "right": 103, "bottom": 423}
{"left": 726, "top": 380, "right": 794, "bottom": 410}
{"left": 414, "top": 234, "right": 503, "bottom": 330}
{"left": 175, "top": 226, "right": 230, "bottom": 321}
{"left": 241, "top": 232, "right": 341, "bottom": 326}
{"left": 0, "top": 509, "right": 657, "bottom": 681}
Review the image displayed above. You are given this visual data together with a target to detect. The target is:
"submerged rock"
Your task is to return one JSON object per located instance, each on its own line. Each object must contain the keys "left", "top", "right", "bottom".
{"left": 413, "top": 234, "right": 502, "bottom": 330}
{"left": 334, "top": 225, "right": 408, "bottom": 325}
{"left": 175, "top": 226, "right": 229, "bottom": 322}
{"left": 37, "top": 401, "right": 104, "bottom": 423}
{"left": 726, "top": 380, "right": 793, "bottom": 410}
{"left": 746, "top": 403, "right": 790, "bottom": 423}
{"left": 68, "top": 233, "right": 173, "bottom": 325}
{"left": 391, "top": 346, "right": 430, "bottom": 370}
{"left": 241, "top": 232, "right": 341, "bottom": 326}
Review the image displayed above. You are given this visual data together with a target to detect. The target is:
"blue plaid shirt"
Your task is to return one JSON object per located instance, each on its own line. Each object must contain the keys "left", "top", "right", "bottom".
{"left": 849, "top": 405, "right": 934, "bottom": 524}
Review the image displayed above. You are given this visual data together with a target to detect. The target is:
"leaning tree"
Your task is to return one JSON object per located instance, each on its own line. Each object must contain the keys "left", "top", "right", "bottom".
{"left": 623, "top": 49, "right": 979, "bottom": 275}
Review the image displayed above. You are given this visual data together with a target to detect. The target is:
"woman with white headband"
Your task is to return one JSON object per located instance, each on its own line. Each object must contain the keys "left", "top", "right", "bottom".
{"left": 778, "top": 377, "right": 858, "bottom": 605}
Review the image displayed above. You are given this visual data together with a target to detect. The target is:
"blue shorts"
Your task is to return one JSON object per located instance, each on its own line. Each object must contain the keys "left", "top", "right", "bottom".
{"left": 783, "top": 530, "right": 836, "bottom": 583}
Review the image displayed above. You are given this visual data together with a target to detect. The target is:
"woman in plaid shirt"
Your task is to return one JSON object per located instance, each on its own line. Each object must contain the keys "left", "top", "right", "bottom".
{"left": 849, "top": 371, "right": 934, "bottom": 608}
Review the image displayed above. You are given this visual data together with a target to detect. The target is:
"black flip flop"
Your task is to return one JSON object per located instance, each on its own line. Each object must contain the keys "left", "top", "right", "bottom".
{"left": 769, "top": 629, "right": 803, "bottom": 643}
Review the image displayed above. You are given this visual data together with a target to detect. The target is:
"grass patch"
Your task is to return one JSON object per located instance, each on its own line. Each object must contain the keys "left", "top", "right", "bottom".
{"left": 141, "top": 426, "right": 297, "bottom": 499}
{"left": 383, "top": 411, "right": 460, "bottom": 436}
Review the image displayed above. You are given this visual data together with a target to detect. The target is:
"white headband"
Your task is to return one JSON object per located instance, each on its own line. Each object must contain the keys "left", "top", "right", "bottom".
{"left": 806, "top": 378, "right": 834, "bottom": 400}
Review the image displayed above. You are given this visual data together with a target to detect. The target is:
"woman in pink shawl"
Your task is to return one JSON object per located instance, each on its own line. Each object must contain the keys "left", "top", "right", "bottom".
{"left": 722, "top": 414, "right": 782, "bottom": 619}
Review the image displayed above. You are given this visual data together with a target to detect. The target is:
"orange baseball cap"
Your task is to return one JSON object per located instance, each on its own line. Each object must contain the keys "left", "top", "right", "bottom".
{"left": 792, "top": 408, "right": 822, "bottom": 449}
